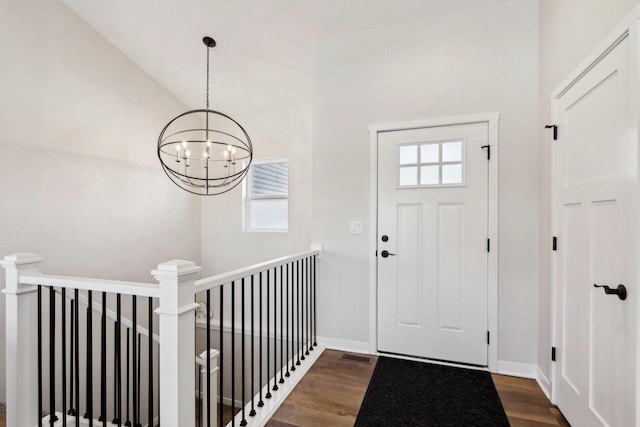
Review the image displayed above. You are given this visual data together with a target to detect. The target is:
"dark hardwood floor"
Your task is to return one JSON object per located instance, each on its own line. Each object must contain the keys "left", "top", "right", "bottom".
{"left": 0, "top": 350, "right": 568, "bottom": 427}
{"left": 267, "top": 349, "right": 570, "bottom": 427}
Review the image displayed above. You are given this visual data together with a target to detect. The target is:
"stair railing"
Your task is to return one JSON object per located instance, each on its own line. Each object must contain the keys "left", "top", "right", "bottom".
{"left": 193, "top": 247, "right": 322, "bottom": 427}
{"left": 3, "top": 246, "right": 322, "bottom": 427}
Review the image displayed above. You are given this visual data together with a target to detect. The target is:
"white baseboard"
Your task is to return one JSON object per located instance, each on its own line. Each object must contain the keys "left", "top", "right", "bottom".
{"left": 536, "top": 367, "right": 552, "bottom": 400}
{"left": 317, "top": 336, "right": 372, "bottom": 354}
{"left": 221, "top": 396, "right": 247, "bottom": 408}
{"left": 497, "top": 360, "right": 537, "bottom": 379}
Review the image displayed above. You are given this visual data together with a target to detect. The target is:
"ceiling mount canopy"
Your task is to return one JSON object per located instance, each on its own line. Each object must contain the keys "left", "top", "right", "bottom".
{"left": 157, "top": 36, "right": 253, "bottom": 196}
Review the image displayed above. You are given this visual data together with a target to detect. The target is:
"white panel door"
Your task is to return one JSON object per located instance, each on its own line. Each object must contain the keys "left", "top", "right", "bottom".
{"left": 377, "top": 122, "right": 489, "bottom": 366}
{"left": 553, "top": 36, "right": 636, "bottom": 427}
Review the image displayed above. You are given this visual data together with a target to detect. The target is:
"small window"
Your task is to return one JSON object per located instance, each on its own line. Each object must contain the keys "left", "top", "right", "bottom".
{"left": 398, "top": 140, "right": 464, "bottom": 187}
{"left": 246, "top": 160, "right": 288, "bottom": 231}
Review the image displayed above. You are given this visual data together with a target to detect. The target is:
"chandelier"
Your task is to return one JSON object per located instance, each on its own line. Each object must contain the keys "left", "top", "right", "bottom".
{"left": 157, "top": 37, "right": 253, "bottom": 195}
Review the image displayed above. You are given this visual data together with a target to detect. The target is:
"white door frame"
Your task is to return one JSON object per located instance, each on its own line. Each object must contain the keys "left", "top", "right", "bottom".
{"left": 368, "top": 113, "right": 500, "bottom": 372}
{"left": 549, "top": 8, "right": 640, "bottom": 408}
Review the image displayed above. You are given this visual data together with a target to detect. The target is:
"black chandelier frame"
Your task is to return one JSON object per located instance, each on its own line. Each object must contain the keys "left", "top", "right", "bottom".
{"left": 157, "top": 36, "right": 253, "bottom": 196}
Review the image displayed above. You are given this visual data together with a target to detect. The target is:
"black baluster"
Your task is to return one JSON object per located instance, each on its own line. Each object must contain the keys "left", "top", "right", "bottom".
{"left": 258, "top": 272, "right": 264, "bottom": 408}
{"left": 296, "top": 260, "right": 301, "bottom": 366}
{"left": 198, "top": 365, "right": 202, "bottom": 427}
{"left": 313, "top": 255, "right": 317, "bottom": 347}
{"left": 112, "top": 322, "right": 117, "bottom": 423}
{"left": 308, "top": 257, "right": 315, "bottom": 351}
{"left": 100, "top": 293, "right": 106, "bottom": 426}
{"left": 240, "top": 278, "right": 247, "bottom": 426}
{"left": 115, "top": 295, "right": 122, "bottom": 426}
{"left": 49, "top": 287, "right": 57, "bottom": 425}
{"left": 265, "top": 271, "right": 272, "bottom": 400}
{"left": 86, "top": 291, "right": 94, "bottom": 426}
{"left": 290, "top": 263, "right": 295, "bottom": 373}
{"left": 279, "top": 265, "right": 284, "bottom": 384}
{"left": 136, "top": 334, "right": 141, "bottom": 427}
{"left": 69, "top": 298, "right": 76, "bottom": 418}
{"left": 249, "top": 275, "right": 256, "bottom": 417}
{"left": 37, "top": 285, "right": 42, "bottom": 423}
{"left": 219, "top": 285, "right": 224, "bottom": 427}
{"left": 301, "top": 259, "right": 306, "bottom": 361}
{"left": 231, "top": 281, "right": 236, "bottom": 426}
{"left": 125, "top": 328, "right": 131, "bottom": 427}
{"left": 206, "top": 289, "right": 211, "bottom": 427}
{"left": 74, "top": 289, "right": 80, "bottom": 427}
{"left": 62, "top": 288, "right": 67, "bottom": 427}
{"left": 272, "top": 268, "right": 278, "bottom": 392}
{"left": 148, "top": 297, "right": 154, "bottom": 427}
{"left": 285, "top": 263, "right": 290, "bottom": 378}
{"left": 132, "top": 295, "right": 138, "bottom": 427}
{"left": 305, "top": 257, "right": 313, "bottom": 356}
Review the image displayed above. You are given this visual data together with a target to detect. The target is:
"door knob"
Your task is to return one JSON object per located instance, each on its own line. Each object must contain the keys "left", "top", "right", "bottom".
{"left": 380, "top": 250, "right": 396, "bottom": 258}
{"left": 593, "top": 284, "right": 627, "bottom": 301}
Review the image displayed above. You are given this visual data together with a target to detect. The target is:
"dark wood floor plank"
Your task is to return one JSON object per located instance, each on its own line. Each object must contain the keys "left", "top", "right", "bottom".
{"left": 267, "top": 350, "right": 376, "bottom": 427}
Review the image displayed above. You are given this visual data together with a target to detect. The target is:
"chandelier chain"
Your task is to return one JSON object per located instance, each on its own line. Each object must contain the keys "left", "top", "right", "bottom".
{"left": 206, "top": 45, "right": 210, "bottom": 111}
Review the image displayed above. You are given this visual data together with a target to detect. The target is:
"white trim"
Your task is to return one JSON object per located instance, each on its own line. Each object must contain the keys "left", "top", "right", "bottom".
{"left": 536, "top": 367, "right": 552, "bottom": 400}
{"left": 318, "top": 336, "right": 373, "bottom": 354}
{"left": 226, "top": 345, "right": 325, "bottom": 427}
{"left": 19, "top": 273, "right": 159, "bottom": 298}
{"left": 41, "top": 413, "right": 161, "bottom": 427}
{"left": 497, "top": 361, "right": 537, "bottom": 379}
{"left": 378, "top": 351, "right": 490, "bottom": 373}
{"left": 368, "top": 113, "right": 500, "bottom": 372}
{"left": 195, "top": 248, "right": 321, "bottom": 292}
{"left": 220, "top": 396, "right": 246, "bottom": 409}
{"left": 487, "top": 116, "right": 499, "bottom": 372}
{"left": 368, "top": 112, "right": 501, "bottom": 134}
{"left": 550, "top": 3, "right": 640, "bottom": 99}
{"left": 244, "top": 157, "right": 290, "bottom": 233}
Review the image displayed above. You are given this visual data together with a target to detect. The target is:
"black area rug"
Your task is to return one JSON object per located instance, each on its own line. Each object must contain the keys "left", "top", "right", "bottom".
{"left": 355, "top": 357, "right": 509, "bottom": 427}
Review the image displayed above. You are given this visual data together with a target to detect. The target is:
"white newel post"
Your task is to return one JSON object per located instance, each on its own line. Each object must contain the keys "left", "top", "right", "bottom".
{"left": 1, "top": 253, "right": 44, "bottom": 427}
{"left": 153, "top": 260, "right": 201, "bottom": 427}
{"left": 199, "top": 349, "right": 219, "bottom": 427}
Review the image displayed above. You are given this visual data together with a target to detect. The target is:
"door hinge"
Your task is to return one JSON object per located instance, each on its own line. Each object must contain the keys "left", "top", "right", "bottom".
{"left": 552, "top": 236, "right": 557, "bottom": 251}
{"left": 487, "top": 331, "right": 490, "bottom": 345}
{"left": 545, "top": 124, "right": 558, "bottom": 140}
{"left": 552, "top": 346, "right": 556, "bottom": 362}
{"left": 487, "top": 239, "right": 490, "bottom": 252}
{"left": 481, "top": 145, "right": 491, "bottom": 160}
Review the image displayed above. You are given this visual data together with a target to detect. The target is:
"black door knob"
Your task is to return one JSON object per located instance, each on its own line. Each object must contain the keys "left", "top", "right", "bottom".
{"left": 380, "top": 250, "right": 396, "bottom": 258}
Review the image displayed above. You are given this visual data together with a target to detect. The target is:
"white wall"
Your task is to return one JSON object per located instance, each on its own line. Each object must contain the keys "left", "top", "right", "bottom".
{"left": 200, "top": 104, "right": 313, "bottom": 276}
{"left": 312, "top": 0, "right": 540, "bottom": 366}
{"left": 537, "top": 0, "right": 640, "bottom": 389}
{"left": 0, "top": 0, "right": 201, "bottom": 402}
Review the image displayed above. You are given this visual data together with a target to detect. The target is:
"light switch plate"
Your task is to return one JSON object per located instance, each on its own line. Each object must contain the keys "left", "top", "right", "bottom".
{"left": 350, "top": 220, "right": 363, "bottom": 235}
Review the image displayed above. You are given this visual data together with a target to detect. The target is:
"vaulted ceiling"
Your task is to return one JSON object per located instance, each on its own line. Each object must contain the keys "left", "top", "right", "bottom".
{"left": 62, "top": 0, "right": 506, "bottom": 114}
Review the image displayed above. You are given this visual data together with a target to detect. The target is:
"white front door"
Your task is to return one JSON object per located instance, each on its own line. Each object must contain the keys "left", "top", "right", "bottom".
{"left": 552, "top": 35, "right": 636, "bottom": 426}
{"left": 377, "top": 122, "right": 489, "bottom": 366}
